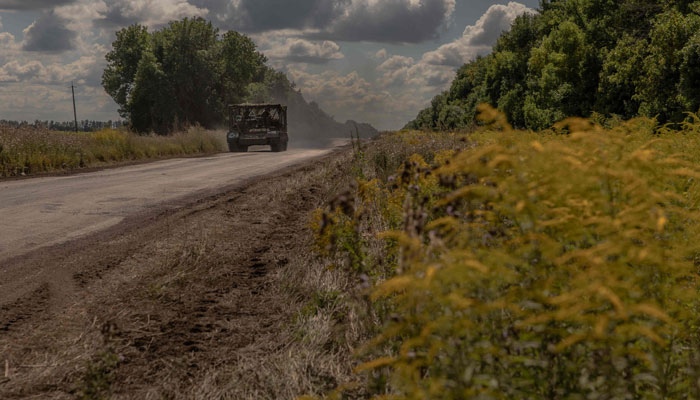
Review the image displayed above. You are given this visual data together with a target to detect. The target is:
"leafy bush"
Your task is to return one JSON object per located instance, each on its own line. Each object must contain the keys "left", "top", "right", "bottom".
{"left": 317, "top": 106, "right": 700, "bottom": 398}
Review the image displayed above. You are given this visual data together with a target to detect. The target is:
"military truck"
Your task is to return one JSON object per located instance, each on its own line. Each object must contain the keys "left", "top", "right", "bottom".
{"left": 227, "top": 104, "right": 289, "bottom": 153}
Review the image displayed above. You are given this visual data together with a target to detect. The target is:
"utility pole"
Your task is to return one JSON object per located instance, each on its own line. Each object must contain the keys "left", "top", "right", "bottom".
{"left": 71, "top": 81, "right": 78, "bottom": 133}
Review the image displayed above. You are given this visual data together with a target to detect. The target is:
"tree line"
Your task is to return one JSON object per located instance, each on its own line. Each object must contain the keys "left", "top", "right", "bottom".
{"left": 103, "top": 18, "right": 292, "bottom": 134}
{"left": 0, "top": 120, "right": 125, "bottom": 132}
{"left": 407, "top": 0, "right": 700, "bottom": 131}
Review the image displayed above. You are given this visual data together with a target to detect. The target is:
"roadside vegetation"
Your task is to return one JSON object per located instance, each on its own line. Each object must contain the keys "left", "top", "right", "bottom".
{"left": 407, "top": 1, "right": 700, "bottom": 131}
{"left": 0, "top": 125, "right": 223, "bottom": 178}
{"left": 309, "top": 107, "right": 700, "bottom": 398}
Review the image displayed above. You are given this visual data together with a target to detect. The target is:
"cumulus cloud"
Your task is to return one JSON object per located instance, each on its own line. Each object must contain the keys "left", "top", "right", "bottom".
{"left": 0, "top": 31, "right": 17, "bottom": 49}
{"left": 423, "top": 1, "right": 535, "bottom": 67}
{"left": 54, "top": 0, "right": 107, "bottom": 34}
{"left": 288, "top": 69, "right": 370, "bottom": 103}
{"left": 378, "top": 57, "right": 453, "bottom": 89}
{"left": 192, "top": 0, "right": 344, "bottom": 33}
{"left": 0, "top": 0, "right": 75, "bottom": 10}
{"left": 0, "top": 60, "right": 46, "bottom": 82}
{"left": 264, "top": 38, "right": 344, "bottom": 64}
{"left": 374, "top": 48, "right": 388, "bottom": 60}
{"left": 22, "top": 10, "right": 78, "bottom": 53}
{"left": 0, "top": 56, "right": 101, "bottom": 84}
{"left": 96, "top": 0, "right": 208, "bottom": 28}
{"left": 287, "top": 66, "right": 434, "bottom": 130}
{"left": 313, "top": 0, "right": 456, "bottom": 43}
{"left": 192, "top": 0, "right": 454, "bottom": 43}
{"left": 376, "top": 55, "right": 416, "bottom": 87}
{"left": 378, "top": 55, "right": 415, "bottom": 72}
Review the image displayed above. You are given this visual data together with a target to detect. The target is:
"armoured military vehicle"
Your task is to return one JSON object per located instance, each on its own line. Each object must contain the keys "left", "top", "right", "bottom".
{"left": 227, "top": 104, "right": 289, "bottom": 153}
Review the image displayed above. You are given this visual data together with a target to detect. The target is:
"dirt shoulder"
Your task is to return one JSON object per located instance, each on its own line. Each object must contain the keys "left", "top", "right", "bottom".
{"left": 0, "top": 147, "right": 363, "bottom": 399}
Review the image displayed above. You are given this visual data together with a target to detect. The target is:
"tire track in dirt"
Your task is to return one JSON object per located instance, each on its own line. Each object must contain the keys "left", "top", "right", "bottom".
{"left": 0, "top": 148, "right": 349, "bottom": 399}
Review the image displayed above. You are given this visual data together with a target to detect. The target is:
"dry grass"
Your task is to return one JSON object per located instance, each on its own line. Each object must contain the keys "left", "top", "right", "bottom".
{"left": 0, "top": 126, "right": 225, "bottom": 178}
{"left": 196, "top": 152, "right": 370, "bottom": 400}
{"left": 0, "top": 147, "right": 374, "bottom": 400}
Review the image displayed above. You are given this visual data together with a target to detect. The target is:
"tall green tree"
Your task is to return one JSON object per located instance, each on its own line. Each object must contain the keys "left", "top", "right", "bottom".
{"left": 217, "top": 31, "right": 268, "bottom": 107}
{"left": 128, "top": 52, "right": 176, "bottom": 133}
{"left": 102, "top": 17, "right": 267, "bottom": 133}
{"left": 524, "top": 20, "right": 596, "bottom": 129}
{"left": 102, "top": 25, "right": 149, "bottom": 119}
{"left": 407, "top": 0, "right": 700, "bottom": 131}
{"left": 151, "top": 18, "right": 220, "bottom": 128}
{"left": 638, "top": 10, "right": 700, "bottom": 121}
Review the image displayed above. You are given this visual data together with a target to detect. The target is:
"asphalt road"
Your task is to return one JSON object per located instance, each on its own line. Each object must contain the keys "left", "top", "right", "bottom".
{"left": 0, "top": 146, "right": 341, "bottom": 262}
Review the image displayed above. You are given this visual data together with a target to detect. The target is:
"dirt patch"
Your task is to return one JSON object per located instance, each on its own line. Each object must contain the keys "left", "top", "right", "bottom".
{"left": 0, "top": 147, "right": 363, "bottom": 399}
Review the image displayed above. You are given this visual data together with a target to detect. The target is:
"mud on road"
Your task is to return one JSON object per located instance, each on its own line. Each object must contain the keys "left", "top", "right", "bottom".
{"left": 0, "top": 148, "right": 359, "bottom": 399}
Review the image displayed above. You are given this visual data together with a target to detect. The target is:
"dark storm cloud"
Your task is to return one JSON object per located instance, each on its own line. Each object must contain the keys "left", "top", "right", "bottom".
{"left": 189, "top": 0, "right": 348, "bottom": 33}
{"left": 265, "top": 38, "right": 344, "bottom": 64}
{"left": 93, "top": 0, "right": 207, "bottom": 29}
{"left": 239, "top": 0, "right": 347, "bottom": 32}
{"left": 22, "top": 11, "right": 77, "bottom": 53}
{"left": 94, "top": 1, "right": 140, "bottom": 28}
{"left": 0, "top": 0, "right": 75, "bottom": 10}
{"left": 191, "top": 0, "right": 453, "bottom": 43}
{"left": 308, "top": 0, "right": 455, "bottom": 43}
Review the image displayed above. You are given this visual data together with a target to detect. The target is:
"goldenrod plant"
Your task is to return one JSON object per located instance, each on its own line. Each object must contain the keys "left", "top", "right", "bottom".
{"left": 315, "top": 106, "right": 700, "bottom": 398}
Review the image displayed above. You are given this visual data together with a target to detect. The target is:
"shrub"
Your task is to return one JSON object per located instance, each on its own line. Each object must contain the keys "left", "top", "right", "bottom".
{"left": 317, "top": 106, "right": 700, "bottom": 398}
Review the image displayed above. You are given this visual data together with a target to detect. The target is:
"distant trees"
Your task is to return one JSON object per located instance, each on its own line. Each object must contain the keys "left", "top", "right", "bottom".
{"left": 103, "top": 18, "right": 273, "bottom": 134}
{"left": 0, "top": 120, "right": 124, "bottom": 131}
{"left": 407, "top": 0, "right": 700, "bottom": 131}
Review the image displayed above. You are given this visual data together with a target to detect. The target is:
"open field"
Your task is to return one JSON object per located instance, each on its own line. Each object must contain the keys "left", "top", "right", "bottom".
{"left": 0, "top": 126, "right": 225, "bottom": 178}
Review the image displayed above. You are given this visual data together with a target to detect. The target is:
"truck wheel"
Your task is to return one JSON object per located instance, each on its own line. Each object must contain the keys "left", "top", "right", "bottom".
{"left": 271, "top": 144, "right": 282, "bottom": 152}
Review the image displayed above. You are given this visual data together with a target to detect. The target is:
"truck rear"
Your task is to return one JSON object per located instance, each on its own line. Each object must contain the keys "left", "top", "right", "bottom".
{"left": 227, "top": 104, "right": 289, "bottom": 153}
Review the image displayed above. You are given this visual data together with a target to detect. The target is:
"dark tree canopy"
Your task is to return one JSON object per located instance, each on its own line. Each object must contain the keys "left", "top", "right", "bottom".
{"left": 103, "top": 18, "right": 272, "bottom": 134}
{"left": 407, "top": 0, "right": 700, "bottom": 131}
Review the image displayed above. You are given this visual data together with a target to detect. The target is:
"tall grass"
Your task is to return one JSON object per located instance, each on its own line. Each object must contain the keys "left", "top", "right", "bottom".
{"left": 0, "top": 126, "right": 225, "bottom": 178}
{"left": 314, "top": 107, "right": 700, "bottom": 398}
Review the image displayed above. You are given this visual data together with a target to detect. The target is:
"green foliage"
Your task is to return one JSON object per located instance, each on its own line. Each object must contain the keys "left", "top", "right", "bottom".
{"left": 407, "top": 0, "right": 700, "bottom": 131}
{"left": 103, "top": 18, "right": 274, "bottom": 134}
{"left": 75, "top": 351, "right": 119, "bottom": 400}
{"left": 318, "top": 106, "right": 700, "bottom": 398}
{"left": 679, "top": 32, "right": 700, "bottom": 111}
{"left": 102, "top": 25, "right": 149, "bottom": 118}
{"left": 129, "top": 51, "right": 176, "bottom": 133}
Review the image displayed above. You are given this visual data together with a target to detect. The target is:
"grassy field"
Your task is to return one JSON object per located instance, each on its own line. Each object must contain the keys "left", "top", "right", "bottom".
{"left": 310, "top": 106, "right": 700, "bottom": 398}
{"left": 0, "top": 126, "right": 225, "bottom": 178}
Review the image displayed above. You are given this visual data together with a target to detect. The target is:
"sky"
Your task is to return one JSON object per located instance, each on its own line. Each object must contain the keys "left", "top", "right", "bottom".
{"left": 0, "top": 0, "right": 539, "bottom": 130}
